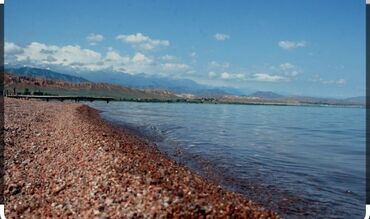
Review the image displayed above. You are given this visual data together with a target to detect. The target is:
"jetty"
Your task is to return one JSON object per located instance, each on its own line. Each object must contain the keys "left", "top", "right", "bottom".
{"left": 6, "top": 95, "right": 115, "bottom": 103}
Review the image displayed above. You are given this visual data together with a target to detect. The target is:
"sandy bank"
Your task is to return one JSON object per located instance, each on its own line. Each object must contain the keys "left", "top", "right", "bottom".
{"left": 4, "top": 98, "right": 280, "bottom": 218}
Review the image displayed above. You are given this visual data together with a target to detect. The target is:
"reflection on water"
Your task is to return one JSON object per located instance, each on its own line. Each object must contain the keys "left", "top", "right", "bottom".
{"left": 89, "top": 101, "right": 365, "bottom": 219}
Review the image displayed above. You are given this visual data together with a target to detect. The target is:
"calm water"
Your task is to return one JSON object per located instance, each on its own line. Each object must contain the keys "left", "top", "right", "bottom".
{"left": 88, "top": 101, "right": 365, "bottom": 218}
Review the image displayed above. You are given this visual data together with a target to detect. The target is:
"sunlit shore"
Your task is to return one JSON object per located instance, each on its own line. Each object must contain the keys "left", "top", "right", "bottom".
{"left": 4, "top": 98, "right": 279, "bottom": 218}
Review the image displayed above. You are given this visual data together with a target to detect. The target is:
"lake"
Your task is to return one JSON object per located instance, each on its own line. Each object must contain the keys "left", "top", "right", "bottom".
{"left": 88, "top": 101, "right": 365, "bottom": 218}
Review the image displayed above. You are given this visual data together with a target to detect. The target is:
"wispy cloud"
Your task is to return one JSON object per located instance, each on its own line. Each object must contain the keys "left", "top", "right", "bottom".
{"left": 220, "top": 72, "right": 245, "bottom": 80}
{"left": 116, "top": 33, "right": 170, "bottom": 50}
{"left": 252, "top": 73, "right": 287, "bottom": 82}
{"left": 160, "top": 54, "right": 177, "bottom": 61}
{"left": 310, "top": 75, "right": 346, "bottom": 86}
{"left": 132, "top": 52, "right": 152, "bottom": 63}
{"left": 13, "top": 42, "right": 102, "bottom": 68}
{"left": 86, "top": 33, "right": 104, "bottom": 46}
{"left": 5, "top": 39, "right": 302, "bottom": 86}
{"left": 216, "top": 71, "right": 288, "bottom": 82}
{"left": 5, "top": 41, "right": 149, "bottom": 73}
{"left": 189, "top": 52, "right": 197, "bottom": 62}
{"left": 5, "top": 42, "right": 23, "bottom": 55}
{"left": 279, "top": 62, "right": 295, "bottom": 70}
{"left": 278, "top": 40, "right": 306, "bottom": 50}
{"left": 214, "top": 33, "right": 230, "bottom": 41}
{"left": 279, "top": 62, "right": 301, "bottom": 77}
{"left": 189, "top": 52, "right": 197, "bottom": 58}
{"left": 208, "top": 61, "right": 230, "bottom": 69}
{"left": 5, "top": 40, "right": 197, "bottom": 77}
{"left": 161, "top": 63, "right": 190, "bottom": 73}
{"left": 208, "top": 71, "right": 217, "bottom": 78}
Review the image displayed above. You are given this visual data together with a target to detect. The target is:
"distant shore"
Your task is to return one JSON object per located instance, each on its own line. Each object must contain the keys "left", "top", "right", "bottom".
{"left": 4, "top": 98, "right": 279, "bottom": 218}
{"left": 5, "top": 71, "right": 364, "bottom": 108}
{"left": 6, "top": 94, "right": 364, "bottom": 109}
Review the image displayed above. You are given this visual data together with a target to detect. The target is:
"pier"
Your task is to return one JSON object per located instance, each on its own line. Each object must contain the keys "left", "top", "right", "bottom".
{"left": 6, "top": 95, "right": 115, "bottom": 103}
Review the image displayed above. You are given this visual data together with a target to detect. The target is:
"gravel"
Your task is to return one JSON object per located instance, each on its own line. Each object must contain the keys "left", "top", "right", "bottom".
{"left": 4, "top": 98, "right": 280, "bottom": 218}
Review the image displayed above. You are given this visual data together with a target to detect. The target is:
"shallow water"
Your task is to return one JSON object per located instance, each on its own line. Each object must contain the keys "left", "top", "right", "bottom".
{"left": 88, "top": 101, "right": 365, "bottom": 218}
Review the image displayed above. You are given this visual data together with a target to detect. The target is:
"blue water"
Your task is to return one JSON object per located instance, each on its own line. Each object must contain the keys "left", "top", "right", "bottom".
{"left": 88, "top": 101, "right": 365, "bottom": 219}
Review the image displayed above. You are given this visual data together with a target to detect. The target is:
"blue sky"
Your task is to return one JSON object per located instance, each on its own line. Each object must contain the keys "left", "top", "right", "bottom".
{"left": 5, "top": 0, "right": 365, "bottom": 97}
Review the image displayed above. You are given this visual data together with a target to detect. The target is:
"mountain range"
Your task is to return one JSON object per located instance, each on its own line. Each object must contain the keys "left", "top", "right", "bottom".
{"left": 5, "top": 66, "right": 245, "bottom": 96}
{"left": 249, "top": 91, "right": 284, "bottom": 99}
{"left": 5, "top": 67, "right": 89, "bottom": 83}
{"left": 80, "top": 71, "right": 248, "bottom": 96}
{"left": 4, "top": 66, "right": 365, "bottom": 105}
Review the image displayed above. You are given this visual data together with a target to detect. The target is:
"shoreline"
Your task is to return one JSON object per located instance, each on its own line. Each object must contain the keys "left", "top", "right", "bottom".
{"left": 4, "top": 98, "right": 280, "bottom": 218}
{"left": 6, "top": 95, "right": 365, "bottom": 108}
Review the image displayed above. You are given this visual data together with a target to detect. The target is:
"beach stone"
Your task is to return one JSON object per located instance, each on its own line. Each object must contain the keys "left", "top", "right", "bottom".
{"left": 4, "top": 98, "right": 280, "bottom": 218}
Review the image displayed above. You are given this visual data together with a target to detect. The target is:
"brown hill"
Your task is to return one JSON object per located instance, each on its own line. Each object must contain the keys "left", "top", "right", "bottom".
{"left": 4, "top": 73, "right": 177, "bottom": 100}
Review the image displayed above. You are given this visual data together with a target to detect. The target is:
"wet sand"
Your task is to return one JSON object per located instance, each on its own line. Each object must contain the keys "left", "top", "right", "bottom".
{"left": 4, "top": 98, "right": 280, "bottom": 218}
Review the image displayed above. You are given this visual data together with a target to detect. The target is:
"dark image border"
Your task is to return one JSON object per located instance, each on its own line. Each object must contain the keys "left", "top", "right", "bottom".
{"left": 0, "top": 3, "right": 4, "bottom": 205}
{"left": 366, "top": 3, "right": 370, "bottom": 205}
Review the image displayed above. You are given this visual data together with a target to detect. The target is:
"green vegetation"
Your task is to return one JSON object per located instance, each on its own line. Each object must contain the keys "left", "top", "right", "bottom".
{"left": 23, "top": 88, "right": 31, "bottom": 95}
{"left": 5, "top": 84, "right": 176, "bottom": 101}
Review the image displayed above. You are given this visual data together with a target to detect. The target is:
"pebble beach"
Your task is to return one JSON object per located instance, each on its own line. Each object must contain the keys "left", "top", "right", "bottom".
{"left": 4, "top": 98, "right": 279, "bottom": 218}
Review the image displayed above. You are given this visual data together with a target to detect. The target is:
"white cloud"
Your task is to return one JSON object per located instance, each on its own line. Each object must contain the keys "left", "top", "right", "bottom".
{"left": 5, "top": 42, "right": 24, "bottom": 64}
{"left": 220, "top": 72, "right": 245, "bottom": 80}
{"left": 337, "top": 79, "right": 346, "bottom": 85}
{"left": 189, "top": 52, "right": 197, "bottom": 63}
{"left": 208, "top": 61, "right": 230, "bottom": 69}
{"left": 5, "top": 41, "right": 305, "bottom": 84}
{"left": 279, "top": 62, "right": 302, "bottom": 77}
{"left": 14, "top": 42, "right": 102, "bottom": 68}
{"left": 186, "top": 70, "right": 196, "bottom": 75}
{"left": 252, "top": 73, "right": 287, "bottom": 82}
{"left": 103, "top": 49, "right": 154, "bottom": 73}
{"left": 160, "top": 63, "right": 190, "bottom": 73}
{"left": 311, "top": 75, "right": 346, "bottom": 86}
{"left": 214, "top": 70, "right": 287, "bottom": 82}
{"left": 116, "top": 33, "right": 170, "bottom": 50}
{"left": 5, "top": 41, "right": 159, "bottom": 73}
{"left": 208, "top": 71, "right": 217, "bottom": 78}
{"left": 279, "top": 62, "right": 295, "bottom": 70}
{"left": 234, "top": 74, "right": 245, "bottom": 79}
{"left": 5, "top": 41, "right": 197, "bottom": 76}
{"left": 278, "top": 40, "right": 306, "bottom": 50}
{"left": 189, "top": 52, "right": 197, "bottom": 58}
{"left": 86, "top": 33, "right": 104, "bottom": 45}
{"left": 214, "top": 33, "right": 230, "bottom": 41}
{"left": 5, "top": 42, "right": 23, "bottom": 55}
{"left": 289, "top": 71, "right": 300, "bottom": 77}
{"left": 105, "top": 48, "right": 127, "bottom": 62}
{"left": 116, "top": 33, "right": 149, "bottom": 43}
{"left": 160, "top": 54, "right": 177, "bottom": 61}
{"left": 220, "top": 72, "right": 230, "bottom": 79}
{"left": 132, "top": 52, "right": 152, "bottom": 63}
{"left": 103, "top": 48, "right": 130, "bottom": 72}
